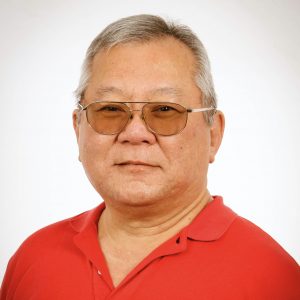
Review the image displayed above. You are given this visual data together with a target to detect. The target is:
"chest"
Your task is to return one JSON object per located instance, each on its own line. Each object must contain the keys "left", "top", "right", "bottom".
{"left": 100, "top": 239, "right": 160, "bottom": 287}
{"left": 7, "top": 243, "right": 285, "bottom": 300}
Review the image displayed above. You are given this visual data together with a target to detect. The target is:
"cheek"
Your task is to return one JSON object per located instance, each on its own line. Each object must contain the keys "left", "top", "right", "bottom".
{"left": 162, "top": 126, "right": 210, "bottom": 172}
{"left": 78, "top": 128, "right": 111, "bottom": 173}
{"left": 178, "top": 126, "right": 211, "bottom": 172}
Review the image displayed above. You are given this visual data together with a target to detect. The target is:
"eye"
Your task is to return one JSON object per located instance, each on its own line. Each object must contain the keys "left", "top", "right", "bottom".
{"left": 92, "top": 103, "right": 126, "bottom": 113}
{"left": 100, "top": 105, "right": 123, "bottom": 112}
{"left": 152, "top": 105, "right": 177, "bottom": 113}
{"left": 157, "top": 106, "right": 175, "bottom": 112}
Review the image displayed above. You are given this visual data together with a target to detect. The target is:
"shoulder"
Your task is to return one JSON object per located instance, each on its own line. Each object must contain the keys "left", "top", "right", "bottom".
{"left": 229, "top": 216, "right": 297, "bottom": 263}
{"left": 9, "top": 202, "right": 104, "bottom": 259}
{"left": 223, "top": 215, "right": 300, "bottom": 297}
{"left": 188, "top": 198, "right": 300, "bottom": 298}
{"left": 14, "top": 210, "right": 89, "bottom": 256}
{"left": 203, "top": 198, "right": 298, "bottom": 267}
{"left": 190, "top": 197, "right": 299, "bottom": 272}
{"left": 3, "top": 212, "right": 81, "bottom": 272}
{"left": 183, "top": 201, "right": 300, "bottom": 300}
{"left": 0, "top": 207, "right": 100, "bottom": 295}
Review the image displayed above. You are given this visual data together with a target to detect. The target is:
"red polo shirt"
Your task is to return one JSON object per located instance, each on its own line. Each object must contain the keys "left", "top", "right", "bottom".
{"left": 1, "top": 196, "right": 299, "bottom": 299}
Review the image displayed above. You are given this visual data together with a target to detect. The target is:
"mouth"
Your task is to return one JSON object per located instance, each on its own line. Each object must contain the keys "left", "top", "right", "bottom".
{"left": 116, "top": 160, "right": 157, "bottom": 167}
{"left": 114, "top": 160, "right": 161, "bottom": 175}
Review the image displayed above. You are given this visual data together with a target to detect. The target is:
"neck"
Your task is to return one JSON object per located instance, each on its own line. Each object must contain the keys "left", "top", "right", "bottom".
{"left": 98, "top": 189, "right": 212, "bottom": 242}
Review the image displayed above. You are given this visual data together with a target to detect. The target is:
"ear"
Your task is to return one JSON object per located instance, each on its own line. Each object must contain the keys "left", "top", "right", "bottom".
{"left": 209, "top": 111, "right": 225, "bottom": 163}
{"left": 72, "top": 109, "right": 80, "bottom": 142}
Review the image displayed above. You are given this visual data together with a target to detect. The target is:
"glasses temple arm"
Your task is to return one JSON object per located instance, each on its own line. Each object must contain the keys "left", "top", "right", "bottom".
{"left": 187, "top": 107, "right": 216, "bottom": 113}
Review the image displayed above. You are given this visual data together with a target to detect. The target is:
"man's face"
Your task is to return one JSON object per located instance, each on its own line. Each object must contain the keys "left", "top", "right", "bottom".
{"left": 73, "top": 37, "right": 223, "bottom": 210}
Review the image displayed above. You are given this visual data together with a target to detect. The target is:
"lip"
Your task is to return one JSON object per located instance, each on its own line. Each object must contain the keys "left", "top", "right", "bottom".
{"left": 116, "top": 160, "right": 157, "bottom": 167}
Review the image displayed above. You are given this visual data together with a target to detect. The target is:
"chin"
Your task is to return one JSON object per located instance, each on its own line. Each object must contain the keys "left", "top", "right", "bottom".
{"left": 100, "top": 183, "right": 165, "bottom": 208}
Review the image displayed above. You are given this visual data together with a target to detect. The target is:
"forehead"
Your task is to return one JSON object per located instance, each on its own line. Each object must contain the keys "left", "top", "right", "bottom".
{"left": 85, "top": 37, "right": 199, "bottom": 101}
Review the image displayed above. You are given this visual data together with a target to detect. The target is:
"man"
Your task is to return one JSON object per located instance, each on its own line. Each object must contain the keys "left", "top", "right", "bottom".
{"left": 1, "top": 14, "right": 299, "bottom": 299}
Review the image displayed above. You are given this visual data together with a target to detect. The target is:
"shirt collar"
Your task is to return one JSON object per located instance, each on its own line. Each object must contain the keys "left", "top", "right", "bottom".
{"left": 69, "top": 196, "right": 237, "bottom": 241}
{"left": 70, "top": 203, "right": 106, "bottom": 277}
{"left": 69, "top": 202, "right": 105, "bottom": 233}
{"left": 186, "top": 196, "right": 237, "bottom": 241}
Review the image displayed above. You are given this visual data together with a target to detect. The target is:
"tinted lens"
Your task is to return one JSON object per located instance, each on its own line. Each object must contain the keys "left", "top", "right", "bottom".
{"left": 86, "top": 102, "right": 130, "bottom": 134}
{"left": 143, "top": 102, "right": 187, "bottom": 135}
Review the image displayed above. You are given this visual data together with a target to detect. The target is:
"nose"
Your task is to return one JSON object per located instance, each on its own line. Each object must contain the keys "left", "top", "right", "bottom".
{"left": 117, "top": 111, "right": 157, "bottom": 144}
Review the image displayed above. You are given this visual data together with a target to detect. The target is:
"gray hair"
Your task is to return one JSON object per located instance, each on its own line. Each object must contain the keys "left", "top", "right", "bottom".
{"left": 74, "top": 14, "right": 217, "bottom": 125}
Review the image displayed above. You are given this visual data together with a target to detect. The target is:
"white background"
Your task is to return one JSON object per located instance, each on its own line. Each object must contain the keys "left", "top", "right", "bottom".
{"left": 0, "top": 0, "right": 299, "bottom": 282}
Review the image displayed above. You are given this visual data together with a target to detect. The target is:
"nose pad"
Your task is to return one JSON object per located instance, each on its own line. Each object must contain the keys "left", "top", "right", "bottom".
{"left": 127, "top": 108, "right": 146, "bottom": 125}
{"left": 129, "top": 110, "right": 145, "bottom": 121}
{"left": 127, "top": 110, "right": 147, "bottom": 129}
{"left": 121, "top": 109, "right": 152, "bottom": 135}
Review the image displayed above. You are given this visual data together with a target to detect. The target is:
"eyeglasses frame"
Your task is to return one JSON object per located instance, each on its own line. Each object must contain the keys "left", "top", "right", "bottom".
{"left": 77, "top": 100, "right": 217, "bottom": 136}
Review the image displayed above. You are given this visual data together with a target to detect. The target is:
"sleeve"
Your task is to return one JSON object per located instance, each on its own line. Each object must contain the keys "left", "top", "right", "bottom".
{"left": 0, "top": 253, "right": 19, "bottom": 300}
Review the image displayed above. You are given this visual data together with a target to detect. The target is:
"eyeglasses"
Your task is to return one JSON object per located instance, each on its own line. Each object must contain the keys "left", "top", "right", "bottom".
{"left": 78, "top": 101, "right": 216, "bottom": 136}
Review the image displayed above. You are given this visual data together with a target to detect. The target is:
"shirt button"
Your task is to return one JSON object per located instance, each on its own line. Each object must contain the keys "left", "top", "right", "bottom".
{"left": 97, "top": 270, "right": 102, "bottom": 276}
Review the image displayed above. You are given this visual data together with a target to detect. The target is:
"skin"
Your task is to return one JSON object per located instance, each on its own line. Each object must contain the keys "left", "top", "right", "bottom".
{"left": 73, "top": 37, "right": 225, "bottom": 286}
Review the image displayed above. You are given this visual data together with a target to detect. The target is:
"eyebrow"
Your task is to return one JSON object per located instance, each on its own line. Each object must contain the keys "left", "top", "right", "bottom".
{"left": 95, "top": 86, "right": 125, "bottom": 97}
{"left": 95, "top": 86, "right": 183, "bottom": 99}
{"left": 150, "top": 87, "right": 183, "bottom": 98}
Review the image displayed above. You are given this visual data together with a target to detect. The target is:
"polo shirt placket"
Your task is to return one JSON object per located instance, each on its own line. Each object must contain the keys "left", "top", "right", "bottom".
{"left": 72, "top": 203, "right": 190, "bottom": 299}
{"left": 70, "top": 197, "right": 237, "bottom": 299}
